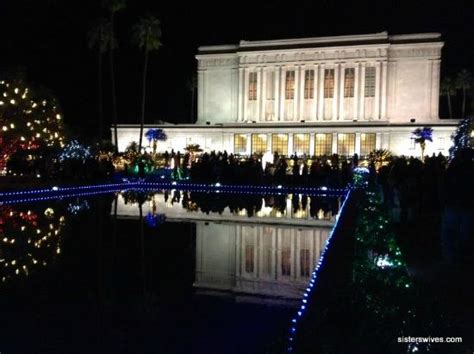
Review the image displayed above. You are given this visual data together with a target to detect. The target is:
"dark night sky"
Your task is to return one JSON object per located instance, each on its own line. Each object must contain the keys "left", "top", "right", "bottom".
{"left": 0, "top": 0, "right": 473, "bottom": 137}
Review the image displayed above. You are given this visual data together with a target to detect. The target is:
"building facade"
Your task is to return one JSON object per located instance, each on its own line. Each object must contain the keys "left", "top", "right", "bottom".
{"left": 115, "top": 32, "right": 458, "bottom": 157}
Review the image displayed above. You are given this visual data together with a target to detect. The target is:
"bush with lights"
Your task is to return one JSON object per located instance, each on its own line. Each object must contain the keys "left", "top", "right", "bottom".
{"left": 449, "top": 116, "right": 473, "bottom": 159}
{"left": 0, "top": 78, "right": 65, "bottom": 174}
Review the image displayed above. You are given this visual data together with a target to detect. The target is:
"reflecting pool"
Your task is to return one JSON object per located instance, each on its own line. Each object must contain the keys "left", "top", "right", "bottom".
{"left": 0, "top": 189, "right": 343, "bottom": 353}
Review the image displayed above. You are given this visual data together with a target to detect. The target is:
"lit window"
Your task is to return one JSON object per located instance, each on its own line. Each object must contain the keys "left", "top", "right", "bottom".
{"left": 285, "top": 70, "right": 295, "bottom": 99}
{"left": 266, "top": 70, "right": 275, "bottom": 100}
{"left": 365, "top": 67, "right": 376, "bottom": 97}
{"left": 272, "top": 134, "right": 288, "bottom": 155}
{"left": 234, "top": 134, "right": 247, "bottom": 154}
{"left": 337, "top": 133, "right": 355, "bottom": 156}
{"left": 300, "top": 249, "right": 310, "bottom": 277}
{"left": 304, "top": 70, "right": 314, "bottom": 99}
{"left": 251, "top": 134, "right": 267, "bottom": 154}
{"left": 249, "top": 72, "right": 257, "bottom": 101}
{"left": 344, "top": 68, "right": 355, "bottom": 97}
{"left": 293, "top": 134, "right": 310, "bottom": 155}
{"left": 360, "top": 133, "right": 376, "bottom": 156}
{"left": 314, "top": 133, "right": 333, "bottom": 156}
{"left": 324, "top": 69, "right": 334, "bottom": 98}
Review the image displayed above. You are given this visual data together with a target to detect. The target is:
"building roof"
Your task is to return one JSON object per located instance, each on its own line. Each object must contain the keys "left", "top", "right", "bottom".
{"left": 197, "top": 32, "right": 442, "bottom": 55}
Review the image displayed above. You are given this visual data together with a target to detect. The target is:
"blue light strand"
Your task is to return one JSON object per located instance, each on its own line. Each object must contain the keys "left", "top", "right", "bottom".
{"left": 0, "top": 182, "right": 140, "bottom": 198}
{"left": 286, "top": 189, "right": 352, "bottom": 353}
{"left": 0, "top": 188, "right": 132, "bottom": 206}
{"left": 0, "top": 182, "right": 347, "bottom": 200}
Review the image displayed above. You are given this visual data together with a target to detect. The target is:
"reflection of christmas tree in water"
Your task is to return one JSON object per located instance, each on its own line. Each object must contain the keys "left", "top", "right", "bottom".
{"left": 0, "top": 206, "right": 66, "bottom": 284}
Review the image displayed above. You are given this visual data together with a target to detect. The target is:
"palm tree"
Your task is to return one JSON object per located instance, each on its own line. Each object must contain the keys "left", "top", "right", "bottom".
{"left": 456, "top": 69, "right": 472, "bottom": 118}
{"left": 440, "top": 77, "right": 456, "bottom": 119}
{"left": 412, "top": 127, "right": 433, "bottom": 161}
{"left": 132, "top": 15, "right": 162, "bottom": 153}
{"left": 102, "top": 0, "right": 126, "bottom": 152}
{"left": 187, "top": 74, "right": 197, "bottom": 123}
{"left": 145, "top": 128, "right": 167, "bottom": 155}
{"left": 87, "top": 18, "right": 111, "bottom": 139}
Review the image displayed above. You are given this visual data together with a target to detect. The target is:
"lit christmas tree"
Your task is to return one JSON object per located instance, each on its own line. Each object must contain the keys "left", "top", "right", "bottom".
{"left": 449, "top": 117, "right": 473, "bottom": 159}
{"left": 0, "top": 79, "right": 65, "bottom": 173}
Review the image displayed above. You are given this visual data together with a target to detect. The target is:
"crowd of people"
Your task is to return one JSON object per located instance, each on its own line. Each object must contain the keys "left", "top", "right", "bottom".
{"left": 185, "top": 151, "right": 356, "bottom": 188}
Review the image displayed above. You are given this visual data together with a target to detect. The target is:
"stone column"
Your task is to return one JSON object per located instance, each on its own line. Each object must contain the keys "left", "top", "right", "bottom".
{"left": 376, "top": 132, "right": 382, "bottom": 149}
{"left": 339, "top": 63, "right": 345, "bottom": 120}
{"left": 261, "top": 67, "right": 267, "bottom": 122}
{"left": 280, "top": 67, "right": 286, "bottom": 121}
{"left": 354, "top": 62, "right": 360, "bottom": 120}
{"left": 431, "top": 59, "right": 441, "bottom": 120}
{"left": 381, "top": 60, "right": 388, "bottom": 120}
{"left": 274, "top": 66, "right": 280, "bottom": 122}
{"left": 198, "top": 69, "right": 205, "bottom": 122}
{"left": 332, "top": 132, "right": 338, "bottom": 154}
{"left": 355, "top": 132, "right": 361, "bottom": 156}
{"left": 318, "top": 64, "right": 325, "bottom": 120}
{"left": 313, "top": 64, "right": 319, "bottom": 121}
{"left": 359, "top": 63, "right": 366, "bottom": 119}
{"left": 294, "top": 66, "right": 300, "bottom": 121}
{"left": 246, "top": 133, "right": 252, "bottom": 155}
{"left": 238, "top": 68, "right": 244, "bottom": 122}
{"left": 374, "top": 61, "right": 381, "bottom": 120}
{"left": 309, "top": 133, "right": 315, "bottom": 156}
{"left": 288, "top": 133, "right": 294, "bottom": 156}
{"left": 267, "top": 133, "right": 272, "bottom": 154}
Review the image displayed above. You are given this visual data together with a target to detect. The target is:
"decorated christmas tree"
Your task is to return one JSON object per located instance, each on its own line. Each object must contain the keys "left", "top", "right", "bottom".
{"left": 449, "top": 117, "right": 473, "bottom": 159}
{"left": 0, "top": 79, "right": 65, "bottom": 173}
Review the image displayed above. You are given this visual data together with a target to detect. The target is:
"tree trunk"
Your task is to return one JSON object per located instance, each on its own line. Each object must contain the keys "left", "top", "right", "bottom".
{"left": 447, "top": 92, "right": 452, "bottom": 119}
{"left": 110, "top": 13, "right": 119, "bottom": 153}
{"left": 138, "top": 49, "right": 149, "bottom": 153}
{"left": 420, "top": 141, "right": 425, "bottom": 161}
{"left": 462, "top": 87, "right": 466, "bottom": 118}
{"left": 98, "top": 52, "right": 104, "bottom": 140}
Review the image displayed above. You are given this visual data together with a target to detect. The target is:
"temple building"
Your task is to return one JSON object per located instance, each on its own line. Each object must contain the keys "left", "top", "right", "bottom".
{"left": 115, "top": 31, "right": 458, "bottom": 157}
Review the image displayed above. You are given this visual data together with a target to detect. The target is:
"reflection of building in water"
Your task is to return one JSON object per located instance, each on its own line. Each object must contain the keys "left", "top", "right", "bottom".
{"left": 194, "top": 222, "right": 330, "bottom": 299}
{"left": 115, "top": 191, "right": 340, "bottom": 227}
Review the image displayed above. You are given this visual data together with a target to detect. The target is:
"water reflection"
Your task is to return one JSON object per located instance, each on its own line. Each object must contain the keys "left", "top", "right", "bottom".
{"left": 0, "top": 190, "right": 341, "bottom": 353}
{"left": 116, "top": 190, "right": 341, "bottom": 226}
{"left": 195, "top": 222, "right": 329, "bottom": 299}
{"left": 0, "top": 205, "right": 66, "bottom": 283}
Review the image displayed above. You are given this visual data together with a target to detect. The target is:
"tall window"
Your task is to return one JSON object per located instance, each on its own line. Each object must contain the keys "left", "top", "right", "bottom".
{"left": 365, "top": 67, "right": 376, "bottom": 97}
{"left": 266, "top": 70, "right": 275, "bottom": 100}
{"left": 337, "top": 133, "right": 355, "bottom": 156}
{"left": 314, "top": 133, "right": 332, "bottom": 156}
{"left": 300, "top": 249, "right": 311, "bottom": 277}
{"left": 360, "top": 133, "right": 376, "bottom": 156}
{"left": 251, "top": 134, "right": 267, "bottom": 154}
{"left": 285, "top": 70, "right": 295, "bottom": 99}
{"left": 344, "top": 68, "right": 355, "bottom": 97}
{"left": 234, "top": 134, "right": 247, "bottom": 154}
{"left": 272, "top": 134, "right": 288, "bottom": 155}
{"left": 324, "top": 69, "right": 335, "bottom": 98}
{"left": 293, "top": 133, "right": 310, "bottom": 155}
{"left": 249, "top": 72, "right": 257, "bottom": 100}
{"left": 304, "top": 70, "right": 314, "bottom": 99}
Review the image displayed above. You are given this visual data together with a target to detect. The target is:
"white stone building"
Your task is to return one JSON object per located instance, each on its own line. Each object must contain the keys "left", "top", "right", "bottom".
{"left": 115, "top": 31, "right": 458, "bottom": 157}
